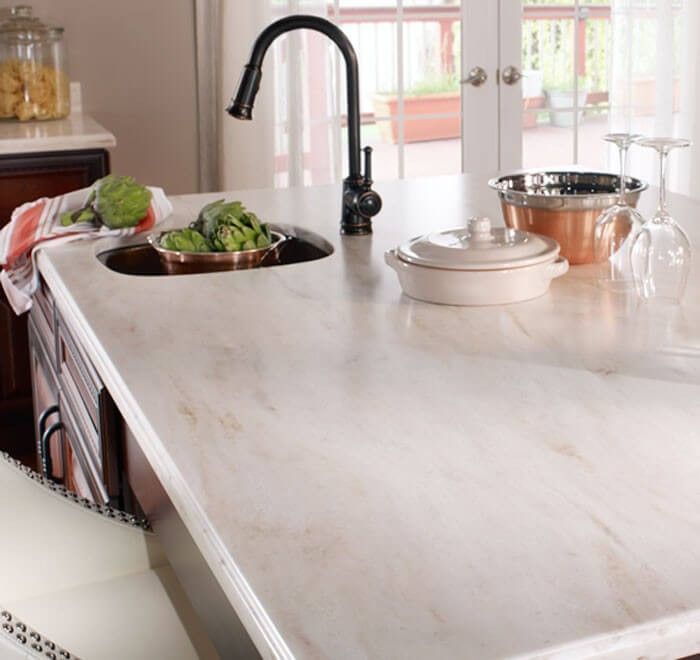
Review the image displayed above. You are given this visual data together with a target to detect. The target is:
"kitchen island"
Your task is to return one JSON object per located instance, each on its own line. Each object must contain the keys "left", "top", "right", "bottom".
{"left": 34, "top": 175, "right": 700, "bottom": 659}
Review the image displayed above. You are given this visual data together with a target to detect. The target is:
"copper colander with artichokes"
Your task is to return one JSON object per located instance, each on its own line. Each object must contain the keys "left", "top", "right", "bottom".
{"left": 159, "top": 200, "right": 274, "bottom": 253}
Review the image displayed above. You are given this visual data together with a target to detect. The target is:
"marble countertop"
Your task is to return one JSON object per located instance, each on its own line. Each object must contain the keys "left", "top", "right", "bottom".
{"left": 0, "top": 113, "right": 116, "bottom": 155}
{"left": 36, "top": 175, "right": 700, "bottom": 659}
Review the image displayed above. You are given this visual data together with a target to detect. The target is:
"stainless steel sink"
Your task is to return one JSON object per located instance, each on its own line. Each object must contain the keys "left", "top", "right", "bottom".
{"left": 96, "top": 224, "right": 333, "bottom": 276}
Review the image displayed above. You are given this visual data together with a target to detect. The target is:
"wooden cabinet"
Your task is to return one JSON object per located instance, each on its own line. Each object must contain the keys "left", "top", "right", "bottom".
{"left": 27, "top": 275, "right": 125, "bottom": 508}
{"left": 0, "top": 150, "right": 110, "bottom": 222}
{"left": 28, "top": 317, "right": 59, "bottom": 476}
{"left": 0, "top": 148, "right": 109, "bottom": 462}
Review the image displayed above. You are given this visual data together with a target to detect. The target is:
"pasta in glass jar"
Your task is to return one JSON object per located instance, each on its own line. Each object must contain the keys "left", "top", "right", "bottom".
{"left": 0, "top": 6, "right": 70, "bottom": 121}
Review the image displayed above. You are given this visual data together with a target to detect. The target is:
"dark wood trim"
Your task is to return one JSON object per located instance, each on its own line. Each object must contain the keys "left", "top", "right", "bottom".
{"left": 0, "top": 148, "right": 109, "bottom": 183}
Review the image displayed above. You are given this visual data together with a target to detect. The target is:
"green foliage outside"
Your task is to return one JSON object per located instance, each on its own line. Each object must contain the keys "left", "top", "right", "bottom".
{"left": 522, "top": 17, "right": 609, "bottom": 93}
{"left": 404, "top": 73, "right": 459, "bottom": 96}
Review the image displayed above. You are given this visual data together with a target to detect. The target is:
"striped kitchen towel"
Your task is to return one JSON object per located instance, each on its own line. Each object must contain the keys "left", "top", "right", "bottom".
{"left": 0, "top": 184, "right": 172, "bottom": 315}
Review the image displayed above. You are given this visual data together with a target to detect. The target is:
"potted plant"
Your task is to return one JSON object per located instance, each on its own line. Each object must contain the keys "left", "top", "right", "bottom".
{"left": 373, "top": 74, "right": 461, "bottom": 144}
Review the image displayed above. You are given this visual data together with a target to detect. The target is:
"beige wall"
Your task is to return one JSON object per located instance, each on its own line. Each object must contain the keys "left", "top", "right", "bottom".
{"left": 24, "top": 0, "right": 200, "bottom": 195}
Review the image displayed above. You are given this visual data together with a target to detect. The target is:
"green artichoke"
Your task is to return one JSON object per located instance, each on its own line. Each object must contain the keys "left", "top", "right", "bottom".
{"left": 94, "top": 175, "right": 152, "bottom": 229}
{"left": 191, "top": 199, "right": 244, "bottom": 240}
{"left": 159, "top": 228, "right": 211, "bottom": 252}
{"left": 60, "top": 175, "right": 151, "bottom": 229}
{"left": 60, "top": 206, "right": 97, "bottom": 227}
{"left": 189, "top": 200, "right": 272, "bottom": 252}
{"left": 210, "top": 224, "right": 245, "bottom": 252}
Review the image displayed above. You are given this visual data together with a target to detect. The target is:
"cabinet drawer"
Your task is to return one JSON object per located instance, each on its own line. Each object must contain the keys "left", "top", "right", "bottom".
{"left": 54, "top": 309, "right": 121, "bottom": 503}
{"left": 64, "top": 442, "right": 93, "bottom": 502}
{"left": 57, "top": 313, "right": 101, "bottom": 433}
{"left": 59, "top": 363, "right": 102, "bottom": 470}
{"left": 59, "top": 388, "right": 108, "bottom": 505}
{"left": 29, "top": 280, "right": 58, "bottom": 371}
{"left": 28, "top": 315, "right": 57, "bottom": 392}
{"left": 34, "top": 277, "right": 55, "bottom": 348}
{"left": 28, "top": 315, "right": 61, "bottom": 478}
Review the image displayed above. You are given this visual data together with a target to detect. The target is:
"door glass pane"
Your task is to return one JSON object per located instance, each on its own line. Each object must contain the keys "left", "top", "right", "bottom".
{"left": 522, "top": 113, "right": 575, "bottom": 170}
{"left": 520, "top": 1, "right": 613, "bottom": 168}
{"left": 521, "top": 0, "right": 577, "bottom": 167}
{"left": 336, "top": 0, "right": 462, "bottom": 181}
{"left": 403, "top": 118, "right": 461, "bottom": 177}
{"left": 402, "top": 0, "right": 462, "bottom": 178}
{"left": 519, "top": 0, "right": 692, "bottom": 198}
{"left": 364, "top": 120, "right": 400, "bottom": 180}
{"left": 335, "top": 12, "right": 398, "bottom": 181}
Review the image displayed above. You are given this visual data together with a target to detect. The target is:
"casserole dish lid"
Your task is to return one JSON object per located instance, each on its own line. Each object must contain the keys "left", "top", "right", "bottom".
{"left": 396, "top": 217, "right": 560, "bottom": 271}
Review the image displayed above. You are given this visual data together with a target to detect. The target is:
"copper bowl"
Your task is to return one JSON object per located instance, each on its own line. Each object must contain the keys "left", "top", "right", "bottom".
{"left": 488, "top": 171, "right": 648, "bottom": 265}
{"left": 147, "top": 230, "right": 287, "bottom": 275}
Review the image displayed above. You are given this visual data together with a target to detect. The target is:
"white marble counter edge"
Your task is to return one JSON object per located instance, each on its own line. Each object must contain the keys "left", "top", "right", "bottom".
{"left": 36, "top": 252, "right": 294, "bottom": 660}
{"left": 511, "top": 609, "right": 700, "bottom": 660}
{"left": 0, "top": 131, "right": 116, "bottom": 155}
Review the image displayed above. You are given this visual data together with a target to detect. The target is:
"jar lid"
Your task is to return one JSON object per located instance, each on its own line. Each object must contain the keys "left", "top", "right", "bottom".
{"left": 396, "top": 217, "right": 560, "bottom": 271}
{"left": 0, "top": 6, "right": 61, "bottom": 44}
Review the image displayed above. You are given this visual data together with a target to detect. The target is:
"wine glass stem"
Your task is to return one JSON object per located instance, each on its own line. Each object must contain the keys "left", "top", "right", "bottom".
{"left": 658, "top": 148, "right": 668, "bottom": 215}
{"left": 618, "top": 144, "right": 628, "bottom": 205}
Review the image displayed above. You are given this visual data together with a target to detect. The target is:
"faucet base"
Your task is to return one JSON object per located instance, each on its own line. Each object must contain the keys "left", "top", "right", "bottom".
{"left": 341, "top": 215, "right": 373, "bottom": 235}
{"left": 341, "top": 176, "right": 380, "bottom": 235}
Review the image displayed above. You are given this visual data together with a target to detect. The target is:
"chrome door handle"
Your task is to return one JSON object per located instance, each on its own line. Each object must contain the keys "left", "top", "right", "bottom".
{"left": 461, "top": 66, "right": 487, "bottom": 87}
{"left": 501, "top": 65, "right": 522, "bottom": 86}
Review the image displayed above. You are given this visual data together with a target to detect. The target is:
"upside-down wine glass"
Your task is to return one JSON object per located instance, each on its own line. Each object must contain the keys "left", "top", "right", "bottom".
{"left": 593, "top": 133, "right": 645, "bottom": 291}
{"left": 630, "top": 137, "right": 692, "bottom": 303}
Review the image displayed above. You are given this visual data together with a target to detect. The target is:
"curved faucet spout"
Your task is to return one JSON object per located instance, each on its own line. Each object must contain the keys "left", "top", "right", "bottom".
{"left": 228, "top": 15, "right": 361, "bottom": 180}
{"left": 227, "top": 15, "right": 382, "bottom": 235}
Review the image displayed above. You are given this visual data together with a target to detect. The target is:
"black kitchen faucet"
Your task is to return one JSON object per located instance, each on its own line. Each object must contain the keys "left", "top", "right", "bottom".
{"left": 227, "top": 15, "right": 382, "bottom": 236}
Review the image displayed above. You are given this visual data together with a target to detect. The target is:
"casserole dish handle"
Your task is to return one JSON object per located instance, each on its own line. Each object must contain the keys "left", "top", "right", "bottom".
{"left": 546, "top": 257, "right": 569, "bottom": 280}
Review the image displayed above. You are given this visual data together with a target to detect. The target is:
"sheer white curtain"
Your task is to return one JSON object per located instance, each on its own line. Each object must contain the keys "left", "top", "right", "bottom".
{"left": 218, "top": 0, "right": 343, "bottom": 191}
{"left": 609, "top": 0, "right": 700, "bottom": 198}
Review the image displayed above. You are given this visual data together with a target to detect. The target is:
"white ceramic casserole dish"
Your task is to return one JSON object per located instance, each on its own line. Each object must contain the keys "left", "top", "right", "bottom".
{"left": 385, "top": 217, "right": 569, "bottom": 306}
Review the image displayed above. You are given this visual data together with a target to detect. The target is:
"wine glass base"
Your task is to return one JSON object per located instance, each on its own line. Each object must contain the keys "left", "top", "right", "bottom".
{"left": 636, "top": 293, "right": 683, "bottom": 306}
{"left": 597, "top": 278, "right": 635, "bottom": 294}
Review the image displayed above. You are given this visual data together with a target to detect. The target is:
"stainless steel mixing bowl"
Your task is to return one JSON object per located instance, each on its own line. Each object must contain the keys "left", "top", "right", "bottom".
{"left": 488, "top": 171, "right": 648, "bottom": 265}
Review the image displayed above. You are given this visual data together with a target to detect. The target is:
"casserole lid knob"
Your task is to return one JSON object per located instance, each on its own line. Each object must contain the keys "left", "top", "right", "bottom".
{"left": 467, "top": 217, "right": 494, "bottom": 244}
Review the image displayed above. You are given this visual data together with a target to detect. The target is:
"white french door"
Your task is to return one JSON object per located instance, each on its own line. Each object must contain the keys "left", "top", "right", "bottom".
{"left": 497, "top": 0, "right": 524, "bottom": 172}
{"left": 459, "top": 1, "right": 501, "bottom": 174}
{"left": 462, "top": 0, "right": 620, "bottom": 177}
{"left": 459, "top": 0, "right": 521, "bottom": 175}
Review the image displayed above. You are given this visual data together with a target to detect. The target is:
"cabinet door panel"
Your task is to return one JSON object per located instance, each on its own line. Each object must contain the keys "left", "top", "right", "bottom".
{"left": 62, "top": 426, "right": 95, "bottom": 502}
{"left": 28, "top": 317, "right": 59, "bottom": 477}
{"left": 0, "top": 295, "right": 29, "bottom": 402}
{"left": 60, "top": 394, "right": 108, "bottom": 505}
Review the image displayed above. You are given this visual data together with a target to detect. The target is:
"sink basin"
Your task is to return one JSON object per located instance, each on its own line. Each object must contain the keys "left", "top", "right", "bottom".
{"left": 97, "top": 224, "right": 333, "bottom": 276}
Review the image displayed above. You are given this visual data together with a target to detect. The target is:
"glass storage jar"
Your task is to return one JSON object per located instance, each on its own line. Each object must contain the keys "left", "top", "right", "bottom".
{"left": 0, "top": 5, "right": 70, "bottom": 121}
